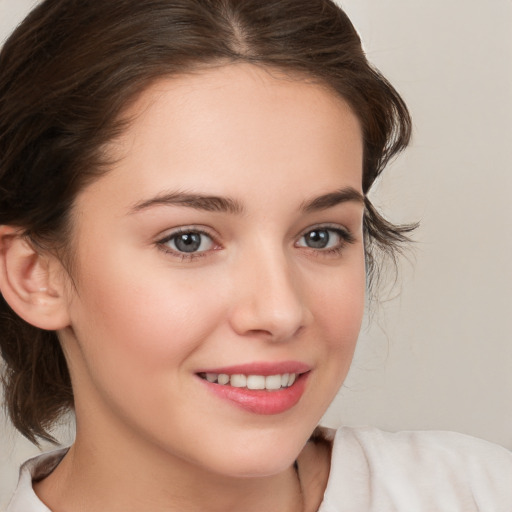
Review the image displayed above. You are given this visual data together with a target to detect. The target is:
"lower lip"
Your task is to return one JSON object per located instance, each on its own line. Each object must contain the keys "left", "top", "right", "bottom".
{"left": 198, "top": 373, "right": 309, "bottom": 415}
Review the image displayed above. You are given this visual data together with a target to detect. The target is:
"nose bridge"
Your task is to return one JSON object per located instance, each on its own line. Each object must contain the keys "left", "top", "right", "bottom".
{"left": 229, "top": 239, "right": 307, "bottom": 341}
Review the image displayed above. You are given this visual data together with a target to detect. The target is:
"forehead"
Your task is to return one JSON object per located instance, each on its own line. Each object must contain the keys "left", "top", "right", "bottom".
{"left": 116, "top": 63, "right": 361, "bottom": 155}
{"left": 79, "top": 63, "right": 363, "bottom": 213}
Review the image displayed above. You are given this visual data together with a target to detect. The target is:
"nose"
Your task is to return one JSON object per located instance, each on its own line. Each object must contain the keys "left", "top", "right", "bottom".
{"left": 228, "top": 245, "right": 310, "bottom": 342}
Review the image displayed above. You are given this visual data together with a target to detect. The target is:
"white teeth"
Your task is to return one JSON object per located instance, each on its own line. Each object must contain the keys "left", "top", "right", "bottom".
{"left": 265, "top": 374, "right": 282, "bottom": 390}
{"left": 247, "top": 375, "right": 266, "bottom": 390}
{"left": 201, "top": 372, "right": 300, "bottom": 390}
{"left": 218, "top": 373, "right": 230, "bottom": 385}
{"left": 230, "top": 374, "right": 247, "bottom": 388}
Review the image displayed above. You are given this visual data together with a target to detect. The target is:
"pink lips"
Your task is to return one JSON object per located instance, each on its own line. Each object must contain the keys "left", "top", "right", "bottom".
{"left": 196, "top": 361, "right": 311, "bottom": 415}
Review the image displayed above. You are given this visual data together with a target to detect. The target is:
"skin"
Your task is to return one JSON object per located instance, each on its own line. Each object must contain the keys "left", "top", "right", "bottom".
{"left": 32, "top": 64, "right": 366, "bottom": 512}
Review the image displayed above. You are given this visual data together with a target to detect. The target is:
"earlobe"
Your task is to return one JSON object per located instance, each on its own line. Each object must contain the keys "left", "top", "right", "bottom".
{"left": 0, "top": 226, "right": 71, "bottom": 330}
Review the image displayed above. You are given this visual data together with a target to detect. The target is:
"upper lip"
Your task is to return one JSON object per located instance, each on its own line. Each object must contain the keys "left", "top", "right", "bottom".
{"left": 195, "top": 361, "right": 311, "bottom": 376}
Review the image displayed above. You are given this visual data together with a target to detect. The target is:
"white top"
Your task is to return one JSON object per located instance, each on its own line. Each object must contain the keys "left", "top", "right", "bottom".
{"left": 7, "top": 427, "right": 512, "bottom": 511}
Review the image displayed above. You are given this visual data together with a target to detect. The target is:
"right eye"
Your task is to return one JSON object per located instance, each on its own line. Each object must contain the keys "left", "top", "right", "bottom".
{"left": 158, "top": 229, "right": 216, "bottom": 256}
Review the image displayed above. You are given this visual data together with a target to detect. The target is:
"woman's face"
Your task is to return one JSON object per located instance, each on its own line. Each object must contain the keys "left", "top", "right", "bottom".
{"left": 59, "top": 64, "right": 365, "bottom": 478}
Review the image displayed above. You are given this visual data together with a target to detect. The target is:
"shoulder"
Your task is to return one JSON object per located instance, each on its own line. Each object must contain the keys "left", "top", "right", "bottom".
{"left": 319, "top": 426, "right": 512, "bottom": 512}
{"left": 6, "top": 448, "right": 67, "bottom": 512}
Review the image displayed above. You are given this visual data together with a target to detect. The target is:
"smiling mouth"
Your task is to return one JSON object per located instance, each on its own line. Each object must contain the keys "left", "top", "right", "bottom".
{"left": 197, "top": 372, "right": 299, "bottom": 391}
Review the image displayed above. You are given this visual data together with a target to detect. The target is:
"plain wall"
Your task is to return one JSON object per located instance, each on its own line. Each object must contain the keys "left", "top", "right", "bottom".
{"left": 1, "top": 0, "right": 511, "bottom": 508}
{"left": 323, "top": 0, "right": 512, "bottom": 448}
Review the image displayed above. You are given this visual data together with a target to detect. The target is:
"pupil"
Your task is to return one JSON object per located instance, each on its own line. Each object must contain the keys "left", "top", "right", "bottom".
{"left": 175, "top": 233, "right": 201, "bottom": 253}
{"left": 306, "top": 230, "right": 329, "bottom": 249}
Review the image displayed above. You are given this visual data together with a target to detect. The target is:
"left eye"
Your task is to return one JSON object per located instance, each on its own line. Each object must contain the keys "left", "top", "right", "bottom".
{"left": 161, "top": 231, "right": 215, "bottom": 254}
{"left": 297, "top": 228, "right": 344, "bottom": 250}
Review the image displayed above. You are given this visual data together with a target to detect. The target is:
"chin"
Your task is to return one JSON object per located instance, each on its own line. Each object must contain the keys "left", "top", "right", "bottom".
{"left": 194, "top": 424, "right": 314, "bottom": 479}
{"left": 215, "top": 451, "right": 299, "bottom": 479}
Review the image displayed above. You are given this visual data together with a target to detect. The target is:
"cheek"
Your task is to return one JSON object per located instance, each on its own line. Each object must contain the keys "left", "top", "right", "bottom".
{"left": 310, "top": 255, "right": 366, "bottom": 347}
{"left": 307, "top": 252, "right": 366, "bottom": 399}
{"left": 315, "top": 287, "right": 364, "bottom": 375}
{"left": 67, "top": 250, "right": 226, "bottom": 380}
{"left": 289, "top": 257, "right": 365, "bottom": 424}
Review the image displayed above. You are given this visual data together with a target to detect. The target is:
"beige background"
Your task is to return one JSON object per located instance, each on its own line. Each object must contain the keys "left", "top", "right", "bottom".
{"left": 1, "top": 0, "right": 511, "bottom": 508}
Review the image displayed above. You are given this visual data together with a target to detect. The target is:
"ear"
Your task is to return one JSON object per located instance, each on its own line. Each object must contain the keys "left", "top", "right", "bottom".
{"left": 0, "top": 226, "right": 71, "bottom": 330}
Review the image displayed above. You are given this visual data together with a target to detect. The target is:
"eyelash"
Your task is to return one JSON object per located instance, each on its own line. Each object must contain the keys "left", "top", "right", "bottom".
{"left": 156, "top": 227, "right": 219, "bottom": 261}
{"left": 156, "top": 225, "right": 355, "bottom": 261}
{"left": 295, "top": 225, "right": 356, "bottom": 257}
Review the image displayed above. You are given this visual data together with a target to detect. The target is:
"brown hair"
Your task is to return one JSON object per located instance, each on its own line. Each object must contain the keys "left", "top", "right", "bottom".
{"left": 0, "top": 0, "right": 413, "bottom": 444}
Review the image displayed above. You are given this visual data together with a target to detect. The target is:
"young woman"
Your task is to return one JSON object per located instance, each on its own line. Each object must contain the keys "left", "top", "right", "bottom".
{"left": 1, "top": 1, "right": 511, "bottom": 511}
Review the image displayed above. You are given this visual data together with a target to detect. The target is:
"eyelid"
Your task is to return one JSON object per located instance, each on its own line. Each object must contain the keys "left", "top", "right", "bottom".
{"left": 295, "top": 223, "right": 356, "bottom": 252}
{"left": 154, "top": 222, "right": 356, "bottom": 261}
{"left": 155, "top": 225, "right": 221, "bottom": 259}
{"left": 297, "top": 223, "right": 354, "bottom": 241}
{"left": 156, "top": 225, "right": 217, "bottom": 242}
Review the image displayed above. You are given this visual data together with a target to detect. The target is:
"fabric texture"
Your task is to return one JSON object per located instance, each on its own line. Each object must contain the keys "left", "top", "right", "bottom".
{"left": 7, "top": 427, "right": 512, "bottom": 511}
{"left": 318, "top": 427, "right": 512, "bottom": 511}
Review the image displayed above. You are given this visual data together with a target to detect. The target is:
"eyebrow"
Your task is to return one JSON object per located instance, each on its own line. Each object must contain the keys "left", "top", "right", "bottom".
{"left": 300, "top": 187, "right": 364, "bottom": 212}
{"left": 129, "top": 186, "right": 364, "bottom": 215}
{"left": 129, "top": 191, "right": 244, "bottom": 215}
